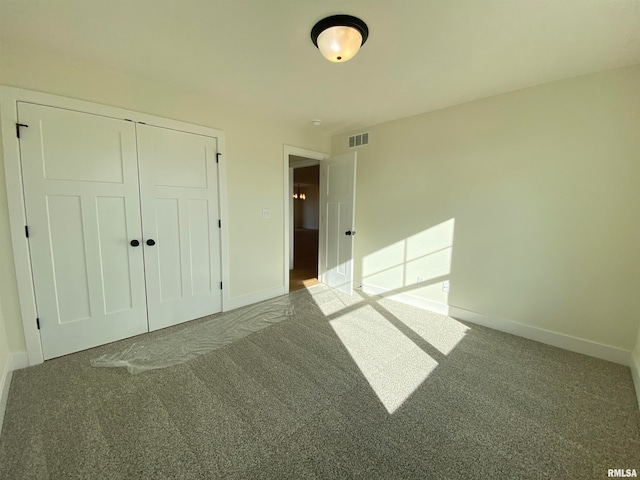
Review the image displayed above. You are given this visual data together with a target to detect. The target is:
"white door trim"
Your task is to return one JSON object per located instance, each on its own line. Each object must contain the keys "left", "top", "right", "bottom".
{"left": 0, "top": 86, "right": 230, "bottom": 366}
{"left": 283, "top": 145, "right": 328, "bottom": 293}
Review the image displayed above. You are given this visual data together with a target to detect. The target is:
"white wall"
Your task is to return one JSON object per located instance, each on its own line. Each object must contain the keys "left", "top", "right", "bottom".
{"left": 332, "top": 65, "right": 640, "bottom": 352}
{"left": 0, "top": 111, "right": 25, "bottom": 354}
{"left": 0, "top": 96, "right": 10, "bottom": 389}
{"left": 0, "top": 41, "right": 329, "bottom": 357}
{"left": 0, "top": 296, "right": 12, "bottom": 435}
{"left": 635, "top": 328, "right": 640, "bottom": 370}
{"left": 633, "top": 326, "right": 640, "bottom": 408}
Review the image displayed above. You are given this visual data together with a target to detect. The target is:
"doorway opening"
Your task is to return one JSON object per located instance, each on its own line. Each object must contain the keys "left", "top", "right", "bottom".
{"left": 289, "top": 157, "right": 320, "bottom": 291}
{"left": 291, "top": 164, "right": 319, "bottom": 290}
{"left": 283, "top": 146, "right": 357, "bottom": 295}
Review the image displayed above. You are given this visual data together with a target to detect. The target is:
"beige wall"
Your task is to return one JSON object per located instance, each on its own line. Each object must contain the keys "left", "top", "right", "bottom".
{"left": 2, "top": 41, "right": 638, "bottom": 356}
{"left": 332, "top": 65, "right": 640, "bottom": 350}
{"left": 634, "top": 326, "right": 640, "bottom": 373}
{"left": 634, "top": 326, "right": 640, "bottom": 408}
{"left": 0, "top": 111, "right": 25, "bottom": 353}
{"left": 0, "top": 41, "right": 329, "bottom": 355}
{"left": 0, "top": 296, "right": 10, "bottom": 434}
{"left": 0, "top": 296, "right": 10, "bottom": 383}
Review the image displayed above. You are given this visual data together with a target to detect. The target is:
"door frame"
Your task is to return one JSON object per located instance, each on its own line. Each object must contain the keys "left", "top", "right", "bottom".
{"left": 0, "top": 86, "right": 230, "bottom": 366}
{"left": 283, "top": 146, "right": 328, "bottom": 293}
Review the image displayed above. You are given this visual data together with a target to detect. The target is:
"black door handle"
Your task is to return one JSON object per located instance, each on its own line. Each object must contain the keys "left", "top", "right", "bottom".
{"left": 146, "top": 239, "right": 156, "bottom": 246}
{"left": 130, "top": 239, "right": 140, "bottom": 247}
{"left": 345, "top": 231, "right": 356, "bottom": 236}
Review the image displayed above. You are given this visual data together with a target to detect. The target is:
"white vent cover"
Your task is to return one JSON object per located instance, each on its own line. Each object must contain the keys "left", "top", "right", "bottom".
{"left": 348, "top": 132, "right": 369, "bottom": 148}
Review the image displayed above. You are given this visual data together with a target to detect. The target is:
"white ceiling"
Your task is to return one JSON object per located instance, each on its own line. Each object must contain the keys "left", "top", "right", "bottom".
{"left": 1, "top": 0, "right": 639, "bottom": 135}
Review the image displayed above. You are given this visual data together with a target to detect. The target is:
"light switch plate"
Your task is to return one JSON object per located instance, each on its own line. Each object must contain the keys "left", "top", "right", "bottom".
{"left": 262, "top": 208, "right": 271, "bottom": 219}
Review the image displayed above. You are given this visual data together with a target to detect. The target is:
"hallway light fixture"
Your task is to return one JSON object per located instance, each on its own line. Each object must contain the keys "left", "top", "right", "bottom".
{"left": 311, "top": 14, "right": 369, "bottom": 63}
{"left": 293, "top": 184, "right": 306, "bottom": 200}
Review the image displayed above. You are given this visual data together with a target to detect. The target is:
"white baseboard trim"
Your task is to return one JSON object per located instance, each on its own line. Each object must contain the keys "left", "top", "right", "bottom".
{"left": 358, "top": 283, "right": 631, "bottom": 367}
{"left": 226, "top": 286, "right": 286, "bottom": 311}
{"left": 1, "top": 351, "right": 28, "bottom": 436}
{"left": 449, "top": 306, "right": 631, "bottom": 366}
{"left": 361, "top": 283, "right": 450, "bottom": 315}
{"left": 631, "top": 352, "right": 640, "bottom": 411}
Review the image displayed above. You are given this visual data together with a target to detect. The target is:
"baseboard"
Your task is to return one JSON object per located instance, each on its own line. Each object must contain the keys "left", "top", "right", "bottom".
{"left": 449, "top": 306, "right": 631, "bottom": 366}
{"left": 361, "top": 283, "right": 450, "bottom": 315}
{"left": 631, "top": 351, "right": 640, "bottom": 411}
{"left": 226, "top": 286, "right": 286, "bottom": 311}
{"left": 0, "top": 351, "right": 28, "bottom": 436}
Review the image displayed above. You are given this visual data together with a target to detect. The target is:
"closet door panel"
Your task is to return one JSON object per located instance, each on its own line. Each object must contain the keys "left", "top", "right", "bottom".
{"left": 137, "top": 124, "right": 222, "bottom": 331}
{"left": 18, "top": 103, "right": 148, "bottom": 359}
{"left": 46, "top": 195, "right": 92, "bottom": 323}
{"left": 155, "top": 197, "right": 183, "bottom": 302}
{"left": 96, "top": 196, "right": 136, "bottom": 314}
{"left": 188, "top": 199, "right": 213, "bottom": 296}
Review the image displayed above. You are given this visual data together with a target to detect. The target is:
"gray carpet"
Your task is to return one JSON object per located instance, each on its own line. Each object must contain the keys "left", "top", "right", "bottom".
{"left": 1, "top": 285, "right": 639, "bottom": 479}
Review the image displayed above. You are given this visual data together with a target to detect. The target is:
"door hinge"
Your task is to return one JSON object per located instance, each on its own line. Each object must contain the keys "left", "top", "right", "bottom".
{"left": 218, "top": 219, "right": 221, "bottom": 228}
{"left": 220, "top": 281, "right": 223, "bottom": 290}
{"left": 16, "top": 123, "right": 29, "bottom": 139}
{"left": 216, "top": 153, "right": 221, "bottom": 164}
{"left": 25, "top": 225, "right": 29, "bottom": 238}
{"left": 36, "top": 318, "right": 40, "bottom": 330}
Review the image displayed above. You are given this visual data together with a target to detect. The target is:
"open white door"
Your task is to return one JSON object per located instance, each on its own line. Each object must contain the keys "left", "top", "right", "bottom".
{"left": 319, "top": 151, "right": 357, "bottom": 295}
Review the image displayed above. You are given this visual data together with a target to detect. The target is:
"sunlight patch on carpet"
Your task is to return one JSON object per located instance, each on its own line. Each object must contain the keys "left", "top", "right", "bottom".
{"left": 330, "top": 305, "right": 438, "bottom": 414}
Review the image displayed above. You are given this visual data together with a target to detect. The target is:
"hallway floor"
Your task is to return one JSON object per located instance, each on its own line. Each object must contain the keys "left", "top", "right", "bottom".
{"left": 289, "top": 228, "right": 319, "bottom": 292}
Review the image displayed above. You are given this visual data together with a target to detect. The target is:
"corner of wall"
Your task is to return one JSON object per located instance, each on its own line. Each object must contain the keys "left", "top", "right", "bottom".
{"left": 0, "top": 351, "right": 28, "bottom": 436}
{"left": 632, "top": 327, "right": 640, "bottom": 411}
{"left": 0, "top": 368, "right": 12, "bottom": 436}
{"left": 631, "top": 352, "right": 640, "bottom": 411}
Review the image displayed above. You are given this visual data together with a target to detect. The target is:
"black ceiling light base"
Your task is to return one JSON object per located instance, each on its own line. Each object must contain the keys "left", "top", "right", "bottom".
{"left": 310, "top": 15, "right": 369, "bottom": 48}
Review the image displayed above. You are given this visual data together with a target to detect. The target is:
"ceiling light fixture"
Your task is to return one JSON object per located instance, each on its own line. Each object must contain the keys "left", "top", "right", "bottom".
{"left": 311, "top": 14, "right": 369, "bottom": 63}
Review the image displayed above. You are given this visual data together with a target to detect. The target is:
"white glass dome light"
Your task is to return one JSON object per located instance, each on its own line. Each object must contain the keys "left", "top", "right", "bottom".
{"left": 317, "top": 26, "right": 363, "bottom": 62}
{"left": 311, "top": 15, "right": 369, "bottom": 63}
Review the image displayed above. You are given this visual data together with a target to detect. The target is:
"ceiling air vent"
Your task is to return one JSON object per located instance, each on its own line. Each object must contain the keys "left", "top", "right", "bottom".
{"left": 348, "top": 132, "right": 369, "bottom": 148}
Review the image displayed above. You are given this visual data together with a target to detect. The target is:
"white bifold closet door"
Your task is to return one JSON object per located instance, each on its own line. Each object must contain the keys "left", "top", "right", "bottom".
{"left": 19, "top": 103, "right": 148, "bottom": 359}
{"left": 18, "top": 102, "right": 222, "bottom": 359}
{"left": 137, "top": 124, "right": 222, "bottom": 331}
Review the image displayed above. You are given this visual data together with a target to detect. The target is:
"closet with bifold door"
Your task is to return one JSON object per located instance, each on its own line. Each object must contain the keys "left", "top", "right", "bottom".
{"left": 18, "top": 102, "right": 223, "bottom": 359}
